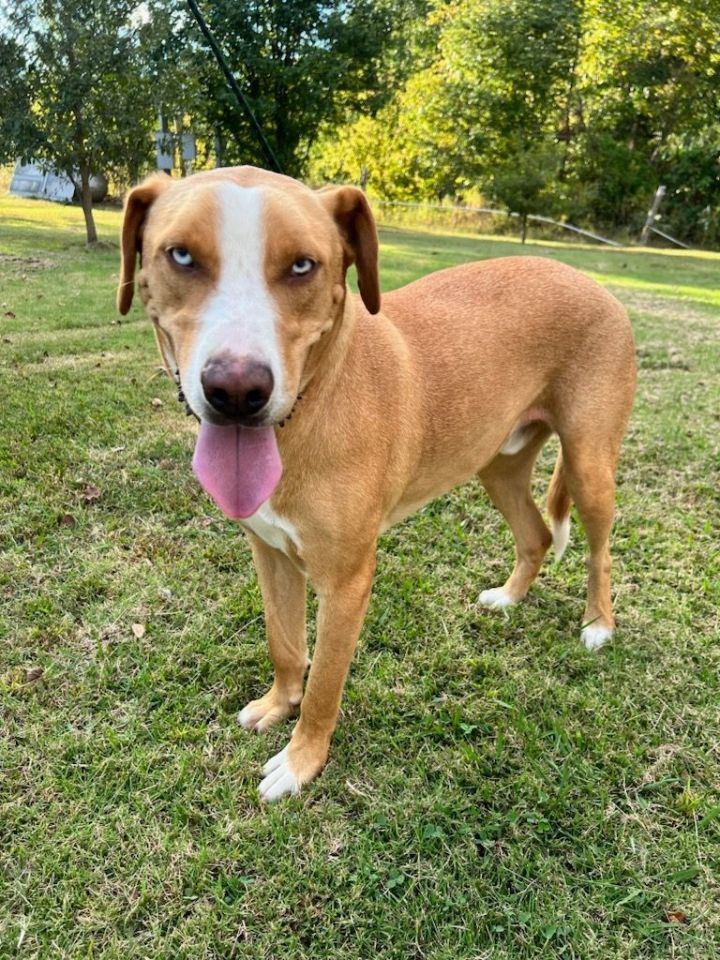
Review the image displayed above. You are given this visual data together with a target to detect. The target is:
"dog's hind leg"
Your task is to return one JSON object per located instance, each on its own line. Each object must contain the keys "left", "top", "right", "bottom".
{"left": 477, "top": 426, "right": 553, "bottom": 609}
{"left": 559, "top": 441, "right": 619, "bottom": 651}
{"left": 547, "top": 451, "right": 572, "bottom": 562}
{"left": 238, "top": 536, "right": 308, "bottom": 732}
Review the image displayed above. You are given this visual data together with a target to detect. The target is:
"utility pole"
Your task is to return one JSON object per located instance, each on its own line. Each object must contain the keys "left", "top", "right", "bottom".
{"left": 641, "top": 185, "right": 666, "bottom": 245}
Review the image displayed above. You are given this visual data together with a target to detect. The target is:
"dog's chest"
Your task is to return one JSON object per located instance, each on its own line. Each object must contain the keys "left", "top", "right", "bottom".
{"left": 240, "top": 503, "right": 302, "bottom": 556}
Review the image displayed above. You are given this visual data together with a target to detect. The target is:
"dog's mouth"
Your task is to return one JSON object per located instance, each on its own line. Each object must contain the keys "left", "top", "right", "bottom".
{"left": 192, "top": 420, "right": 283, "bottom": 519}
{"left": 175, "top": 371, "right": 298, "bottom": 519}
{"left": 176, "top": 379, "right": 200, "bottom": 421}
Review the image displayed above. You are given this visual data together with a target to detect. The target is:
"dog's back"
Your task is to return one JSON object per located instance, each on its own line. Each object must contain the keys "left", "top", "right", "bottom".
{"left": 381, "top": 256, "right": 633, "bottom": 375}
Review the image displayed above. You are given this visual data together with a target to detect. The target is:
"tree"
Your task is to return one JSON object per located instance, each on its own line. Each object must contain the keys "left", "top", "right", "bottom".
{"left": 309, "top": 63, "right": 475, "bottom": 200}
{"left": 191, "top": 0, "right": 394, "bottom": 176}
{"left": 485, "top": 143, "right": 561, "bottom": 242}
{"left": 0, "top": 36, "right": 36, "bottom": 164}
{"left": 2, "top": 0, "right": 165, "bottom": 244}
{"left": 312, "top": 0, "right": 581, "bottom": 208}
{"left": 569, "top": 0, "right": 720, "bottom": 237}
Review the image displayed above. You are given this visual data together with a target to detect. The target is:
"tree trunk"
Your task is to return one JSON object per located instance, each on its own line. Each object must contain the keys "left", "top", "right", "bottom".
{"left": 521, "top": 213, "right": 528, "bottom": 244}
{"left": 79, "top": 162, "right": 98, "bottom": 245}
{"left": 65, "top": 33, "right": 97, "bottom": 246}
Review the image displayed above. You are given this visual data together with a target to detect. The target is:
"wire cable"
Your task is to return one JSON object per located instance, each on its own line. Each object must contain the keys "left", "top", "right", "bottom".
{"left": 185, "top": 0, "right": 284, "bottom": 173}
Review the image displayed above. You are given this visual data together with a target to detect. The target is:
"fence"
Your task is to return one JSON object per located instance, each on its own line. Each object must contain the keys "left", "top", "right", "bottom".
{"left": 371, "top": 198, "right": 623, "bottom": 247}
{"left": 371, "top": 198, "right": 693, "bottom": 250}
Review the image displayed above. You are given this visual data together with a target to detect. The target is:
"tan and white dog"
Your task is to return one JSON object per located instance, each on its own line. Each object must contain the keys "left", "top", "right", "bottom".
{"left": 117, "top": 166, "right": 636, "bottom": 802}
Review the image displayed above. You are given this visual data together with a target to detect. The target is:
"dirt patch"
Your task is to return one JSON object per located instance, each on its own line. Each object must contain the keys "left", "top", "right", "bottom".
{"left": 0, "top": 254, "right": 58, "bottom": 271}
{"left": 636, "top": 342, "right": 691, "bottom": 371}
{"left": 611, "top": 287, "right": 718, "bottom": 327}
{"left": 16, "top": 351, "right": 128, "bottom": 372}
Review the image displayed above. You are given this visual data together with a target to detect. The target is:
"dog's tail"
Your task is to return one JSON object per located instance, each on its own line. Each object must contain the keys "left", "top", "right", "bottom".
{"left": 547, "top": 450, "right": 572, "bottom": 562}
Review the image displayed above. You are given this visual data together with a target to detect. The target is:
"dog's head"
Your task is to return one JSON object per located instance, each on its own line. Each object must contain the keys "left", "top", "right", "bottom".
{"left": 117, "top": 166, "right": 380, "bottom": 427}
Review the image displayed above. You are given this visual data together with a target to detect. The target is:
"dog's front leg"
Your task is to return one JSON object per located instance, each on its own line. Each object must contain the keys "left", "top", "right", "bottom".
{"left": 259, "top": 550, "right": 376, "bottom": 802}
{"left": 238, "top": 535, "right": 308, "bottom": 732}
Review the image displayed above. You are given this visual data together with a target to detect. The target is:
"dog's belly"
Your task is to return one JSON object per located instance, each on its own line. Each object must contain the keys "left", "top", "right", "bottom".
{"left": 382, "top": 442, "right": 495, "bottom": 531}
{"left": 381, "top": 407, "right": 553, "bottom": 533}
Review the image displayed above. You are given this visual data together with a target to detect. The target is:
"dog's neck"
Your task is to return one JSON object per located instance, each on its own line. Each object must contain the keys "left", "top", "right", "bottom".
{"left": 299, "top": 286, "right": 356, "bottom": 397}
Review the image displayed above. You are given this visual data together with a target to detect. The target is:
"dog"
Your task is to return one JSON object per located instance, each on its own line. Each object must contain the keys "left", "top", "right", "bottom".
{"left": 117, "top": 166, "right": 636, "bottom": 801}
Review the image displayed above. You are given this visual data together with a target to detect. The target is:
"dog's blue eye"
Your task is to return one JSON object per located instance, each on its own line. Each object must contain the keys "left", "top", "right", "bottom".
{"left": 169, "top": 247, "right": 193, "bottom": 268}
{"left": 291, "top": 257, "right": 315, "bottom": 277}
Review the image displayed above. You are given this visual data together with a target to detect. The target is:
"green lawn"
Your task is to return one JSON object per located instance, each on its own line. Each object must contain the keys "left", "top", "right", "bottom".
{"left": 1, "top": 196, "right": 719, "bottom": 959}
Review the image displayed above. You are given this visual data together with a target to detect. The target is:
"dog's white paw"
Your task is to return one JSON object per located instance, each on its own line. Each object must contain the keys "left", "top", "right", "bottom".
{"left": 238, "top": 701, "right": 285, "bottom": 733}
{"left": 581, "top": 625, "right": 613, "bottom": 651}
{"left": 478, "top": 587, "right": 516, "bottom": 610}
{"left": 258, "top": 735, "right": 330, "bottom": 802}
{"left": 259, "top": 745, "right": 300, "bottom": 802}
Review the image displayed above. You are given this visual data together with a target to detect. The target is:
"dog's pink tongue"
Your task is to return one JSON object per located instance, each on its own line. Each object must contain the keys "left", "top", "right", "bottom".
{"left": 192, "top": 422, "right": 282, "bottom": 519}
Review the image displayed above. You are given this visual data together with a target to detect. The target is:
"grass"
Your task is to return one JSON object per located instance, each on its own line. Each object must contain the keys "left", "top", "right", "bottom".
{"left": 1, "top": 195, "right": 719, "bottom": 959}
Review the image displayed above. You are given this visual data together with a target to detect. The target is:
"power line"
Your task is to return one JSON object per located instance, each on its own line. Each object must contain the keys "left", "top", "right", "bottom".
{"left": 185, "top": 0, "right": 284, "bottom": 174}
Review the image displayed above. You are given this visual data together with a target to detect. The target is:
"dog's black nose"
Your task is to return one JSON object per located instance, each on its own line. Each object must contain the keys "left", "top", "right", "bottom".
{"left": 201, "top": 354, "right": 274, "bottom": 421}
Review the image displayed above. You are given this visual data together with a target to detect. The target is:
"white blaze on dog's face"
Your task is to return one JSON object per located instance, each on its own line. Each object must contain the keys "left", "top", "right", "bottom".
{"left": 117, "top": 167, "right": 380, "bottom": 427}
{"left": 184, "top": 183, "right": 285, "bottom": 421}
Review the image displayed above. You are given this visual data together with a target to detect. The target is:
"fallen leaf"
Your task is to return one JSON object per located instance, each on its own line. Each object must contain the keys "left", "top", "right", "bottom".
{"left": 0, "top": 666, "right": 44, "bottom": 689}
{"left": 3, "top": 310, "right": 15, "bottom": 319}
{"left": 151, "top": 397, "right": 164, "bottom": 407}
{"left": 59, "top": 513, "right": 76, "bottom": 527}
{"left": 327, "top": 838, "right": 344, "bottom": 860}
{"left": 131, "top": 623, "right": 146, "bottom": 639}
{"left": 81, "top": 484, "right": 101, "bottom": 502}
{"left": 664, "top": 910, "right": 689, "bottom": 924}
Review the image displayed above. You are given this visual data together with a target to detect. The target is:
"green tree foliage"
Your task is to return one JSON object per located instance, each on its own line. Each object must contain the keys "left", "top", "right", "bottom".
{"left": 0, "top": 36, "right": 35, "bottom": 164}
{"left": 442, "top": 0, "right": 582, "bottom": 157}
{"left": 313, "top": 0, "right": 582, "bottom": 207}
{"left": 1, "top": 0, "right": 718, "bottom": 245}
{"left": 312, "top": 0, "right": 720, "bottom": 246}
{"left": 193, "top": 0, "right": 394, "bottom": 175}
{"left": 440, "top": 0, "right": 580, "bottom": 226}
{"left": 569, "top": 0, "right": 720, "bottom": 240}
{"left": 309, "top": 50, "right": 472, "bottom": 200}
{"left": 486, "top": 144, "right": 561, "bottom": 242}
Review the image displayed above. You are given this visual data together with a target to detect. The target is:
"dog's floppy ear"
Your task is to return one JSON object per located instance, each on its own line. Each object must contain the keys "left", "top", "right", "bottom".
{"left": 117, "top": 174, "right": 171, "bottom": 315}
{"left": 318, "top": 186, "right": 381, "bottom": 314}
